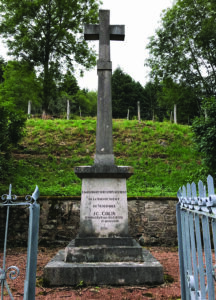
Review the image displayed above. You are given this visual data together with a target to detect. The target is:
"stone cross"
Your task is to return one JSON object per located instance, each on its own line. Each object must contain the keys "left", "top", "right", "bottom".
{"left": 84, "top": 10, "right": 125, "bottom": 165}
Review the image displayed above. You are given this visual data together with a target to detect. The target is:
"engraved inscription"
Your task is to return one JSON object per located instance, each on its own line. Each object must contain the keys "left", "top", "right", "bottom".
{"left": 83, "top": 191, "right": 124, "bottom": 227}
{"left": 79, "top": 178, "right": 129, "bottom": 237}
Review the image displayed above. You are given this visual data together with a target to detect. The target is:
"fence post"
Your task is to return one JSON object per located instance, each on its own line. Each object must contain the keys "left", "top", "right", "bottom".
{"left": 27, "top": 101, "right": 31, "bottom": 115}
{"left": 137, "top": 101, "right": 141, "bottom": 122}
{"left": 174, "top": 104, "right": 177, "bottom": 124}
{"left": 127, "top": 109, "right": 129, "bottom": 120}
{"left": 67, "top": 100, "right": 70, "bottom": 120}
{"left": 176, "top": 202, "right": 187, "bottom": 300}
{"left": 1, "top": 185, "right": 40, "bottom": 300}
{"left": 23, "top": 203, "right": 40, "bottom": 300}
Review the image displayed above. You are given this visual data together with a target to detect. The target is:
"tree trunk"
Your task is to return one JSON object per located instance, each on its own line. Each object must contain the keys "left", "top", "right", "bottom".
{"left": 43, "top": 60, "right": 50, "bottom": 114}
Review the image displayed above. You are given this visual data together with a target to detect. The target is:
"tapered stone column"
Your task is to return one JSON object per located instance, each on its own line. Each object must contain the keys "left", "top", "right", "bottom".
{"left": 84, "top": 10, "right": 125, "bottom": 165}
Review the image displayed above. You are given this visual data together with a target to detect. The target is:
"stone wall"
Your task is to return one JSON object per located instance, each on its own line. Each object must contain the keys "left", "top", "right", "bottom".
{"left": 128, "top": 197, "right": 178, "bottom": 246}
{"left": 0, "top": 196, "right": 178, "bottom": 247}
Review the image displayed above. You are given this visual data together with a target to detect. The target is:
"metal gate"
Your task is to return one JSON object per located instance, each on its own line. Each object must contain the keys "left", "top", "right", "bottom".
{"left": 0, "top": 185, "right": 40, "bottom": 300}
{"left": 177, "top": 175, "right": 216, "bottom": 300}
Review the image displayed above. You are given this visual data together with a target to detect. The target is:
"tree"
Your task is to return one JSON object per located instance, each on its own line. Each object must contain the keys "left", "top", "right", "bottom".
{"left": 85, "top": 90, "right": 97, "bottom": 116}
{"left": 0, "top": 61, "right": 42, "bottom": 112}
{"left": 0, "top": 0, "right": 100, "bottom": 113}
{"left": 49, "top": 73, "right": 97, "bottom": 117}
{"left": 59, "top": 71, "right": 79, "bottom": 96}
{"left": 158, "top": 78, "right": 200, "bottom": 124}
{"left": 0, "top": 57, "right": 6, "bottom": 84}
{"left": 49, "top": 70, "right": 80, "bottom": 115}
{"left": 146, "top": 0, "right": 216, "bottom": 102}
{"left": 143, "top": 81, "right": 165, "bottom": 121}
{"left": 72, "top": 89, "right": 97, "bottom": 117}
{"left": 112, "top": 68, "right": 150, "bottom": 119}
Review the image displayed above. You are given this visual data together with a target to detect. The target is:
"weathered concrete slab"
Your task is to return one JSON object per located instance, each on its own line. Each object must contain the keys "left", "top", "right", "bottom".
{"left": 74, "top": 237, "right": 135, "bottom": 247}
{"left": 65, "top": 239, "right": 143, "bottom": 262}
{"left": 75, "top": 165, "right": 133, "bottom": 179}
{"left": 44, "top": 249, "right": 164, "bottom": 286}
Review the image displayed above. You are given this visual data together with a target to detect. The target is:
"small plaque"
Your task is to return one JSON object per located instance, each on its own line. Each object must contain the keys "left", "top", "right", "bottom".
{"left": 79, "top": 178, "right": 128, "bottom": 237}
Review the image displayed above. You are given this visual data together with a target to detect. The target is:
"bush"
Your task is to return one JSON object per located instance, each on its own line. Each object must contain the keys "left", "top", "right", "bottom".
{"left": 0, "top": 105, "right": 26, "bottom": 177}
{"left": 192, "top": 97, "right": 216, "bottom": 176}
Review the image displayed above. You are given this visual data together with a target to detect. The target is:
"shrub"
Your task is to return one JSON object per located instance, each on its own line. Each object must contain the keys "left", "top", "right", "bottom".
{"left": 0, "top": 104, "right": 26, "bottom": 177}
{"left": 192, "top": 97, "right": 216, "bottom": 177}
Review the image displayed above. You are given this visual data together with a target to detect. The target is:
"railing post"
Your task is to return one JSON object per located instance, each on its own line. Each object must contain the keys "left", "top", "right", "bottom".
{"left": 0, "top": 185, "right": 40, "bottom": 300}
{"left": 176, "top": 202, "right": 187, "bottom": 300}
{"left": 24, "top": 203, "right": 40, "bottom": 300}
{"left": 202, "top": 215, "right": 215, "bottom": 300}
{"left": 194, "top": 214, "right": 206, "bottom": 299}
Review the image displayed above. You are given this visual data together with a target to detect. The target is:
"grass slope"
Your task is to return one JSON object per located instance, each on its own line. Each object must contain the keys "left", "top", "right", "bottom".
{"left": 1, "top": 118, "right": 203, "bottom": 197}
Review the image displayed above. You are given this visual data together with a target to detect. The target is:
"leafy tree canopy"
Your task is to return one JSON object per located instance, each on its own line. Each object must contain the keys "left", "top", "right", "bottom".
{"left": 144, "top": 81, "right": 165, "bottom": 121}
{"left": 67, "top": 89, "right": 97, "bottom": 117}
{"left": 48, "top": 71, "right": 97, "bottom": 117}
{"left": 146, "top": 0, "right": 216, "bottom": 100}
{"left": 0, "top": 57, "right": 6, "bottom": 84}
{"left": 0, "top": 60, "right": 42, "bottom": 111}
{"left": 112, "top": 68, "right": 150, "bottom": 120}
{"left": 0, "top": 0, "right": 100, "bottom": 112}
{"left": 158, "top": 78, "right": 201, "bottom": 123}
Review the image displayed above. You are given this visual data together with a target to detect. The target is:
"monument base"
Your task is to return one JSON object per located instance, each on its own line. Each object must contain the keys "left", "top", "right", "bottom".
{"left": 44, "top": 247, "right": 164, "bottom": 286}
{"left": 74, "top": 236, "right": 135, "bottom": 246}
{"left": 43, "top": 165, "right": 163, "bottom": 286}
{"left": 65, "top": 238, "right": 143, "bottom": 262}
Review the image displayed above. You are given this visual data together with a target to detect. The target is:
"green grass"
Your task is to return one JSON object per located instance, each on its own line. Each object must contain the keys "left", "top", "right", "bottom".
{"left": 0, "top": 118, "right": 206, "bottom": 196}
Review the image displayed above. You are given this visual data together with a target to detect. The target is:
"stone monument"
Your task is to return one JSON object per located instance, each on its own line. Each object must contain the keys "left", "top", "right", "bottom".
{"left": 44, "top": 10, "right": 163, "bottom": 286}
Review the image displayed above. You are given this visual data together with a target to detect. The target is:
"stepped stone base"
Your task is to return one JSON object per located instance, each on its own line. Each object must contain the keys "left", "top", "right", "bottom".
{"left": 43, "top": 166, "right": 164, "bottom": 286}
{"left": 43, "top": 246, "right": 163, "bottom": 286}
{"left": 75, "top": 237, "right": 135, "bottom": 247}
{"left": 65, "top": 239, "right": 143, "bottom": 262}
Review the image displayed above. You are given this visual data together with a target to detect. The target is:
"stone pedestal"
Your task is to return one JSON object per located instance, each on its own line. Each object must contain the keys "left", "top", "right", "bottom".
{"left": 44, "top": 165, "right": 164, "bottom": 286}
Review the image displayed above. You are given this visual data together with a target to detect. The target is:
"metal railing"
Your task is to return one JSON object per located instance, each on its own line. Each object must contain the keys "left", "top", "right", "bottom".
{"left": 0, "top": 185, "right": 40, "bottom": 300}
{"left": 177, "top": 175, "right": 216, "bottom": 300}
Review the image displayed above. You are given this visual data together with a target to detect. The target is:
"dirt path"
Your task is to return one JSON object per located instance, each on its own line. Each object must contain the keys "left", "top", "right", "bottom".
{"left": 1, "top": 246, "right": 181, "bottom": 300}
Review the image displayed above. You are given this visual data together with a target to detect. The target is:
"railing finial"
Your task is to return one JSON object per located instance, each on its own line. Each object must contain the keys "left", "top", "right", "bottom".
{"left": 178, "top": 175, "right": 216, "bottom": 214}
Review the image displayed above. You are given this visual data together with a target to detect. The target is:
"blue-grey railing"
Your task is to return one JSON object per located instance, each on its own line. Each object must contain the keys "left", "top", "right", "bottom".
{"left": 0, "top": 185, "right": 40, "bottom": 300}
{"left": 177, "top": 175, "right": 216, "bottom": 300}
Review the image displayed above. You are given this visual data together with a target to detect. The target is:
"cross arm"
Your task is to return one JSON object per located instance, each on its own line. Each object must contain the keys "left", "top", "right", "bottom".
{"left": 84, "top": 24, "right": 125, "bottom": 41}
{"left": 84, "top": 24, "right": 99, "bottom": 40}
{"left": 110, "top": 25, "right": 125, "bottom": 41}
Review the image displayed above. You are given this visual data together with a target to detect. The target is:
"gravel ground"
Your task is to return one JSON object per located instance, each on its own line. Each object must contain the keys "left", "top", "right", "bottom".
{"left": 1, "top": 246, "right": 181, "bottom": 300}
